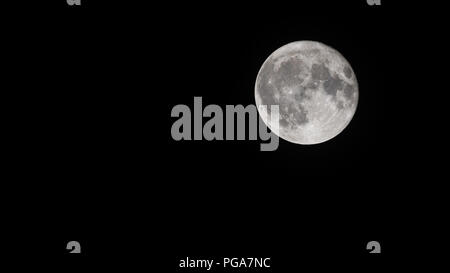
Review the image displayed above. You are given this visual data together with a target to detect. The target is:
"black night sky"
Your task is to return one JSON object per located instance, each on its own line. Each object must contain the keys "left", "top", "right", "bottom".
{"left": 4, "top": 0, "right": 445, "bottom": 271}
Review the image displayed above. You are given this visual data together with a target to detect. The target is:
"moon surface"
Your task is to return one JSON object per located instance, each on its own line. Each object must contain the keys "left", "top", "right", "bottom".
{"left": 255, "top": 41, "right": 358, "bottom": 144}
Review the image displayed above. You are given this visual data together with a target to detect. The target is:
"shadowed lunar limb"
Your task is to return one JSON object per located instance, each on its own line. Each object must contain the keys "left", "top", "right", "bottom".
{"left": 255, "top": 41, "right": 358, "bottom": 145}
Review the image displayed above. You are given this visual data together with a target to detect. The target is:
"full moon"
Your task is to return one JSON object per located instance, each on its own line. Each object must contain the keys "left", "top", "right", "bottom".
{"left": 255, "top": 41, "right": 358, "bottom": 144}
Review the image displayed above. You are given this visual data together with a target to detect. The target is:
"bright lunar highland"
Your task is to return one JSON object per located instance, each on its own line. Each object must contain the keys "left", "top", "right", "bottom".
{"left": 255, "top": 41, "right": 358, "bottom": 144}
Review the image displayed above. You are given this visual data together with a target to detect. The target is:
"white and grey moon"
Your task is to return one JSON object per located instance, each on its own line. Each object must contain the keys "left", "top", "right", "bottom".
{"left": 255, "top": 41, "right": 358, "bottom": 145}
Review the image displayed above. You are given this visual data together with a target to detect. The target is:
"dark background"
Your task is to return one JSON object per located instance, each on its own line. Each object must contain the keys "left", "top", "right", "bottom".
{"left": 3, "top": 0, "right": 445, "bottom": 271}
